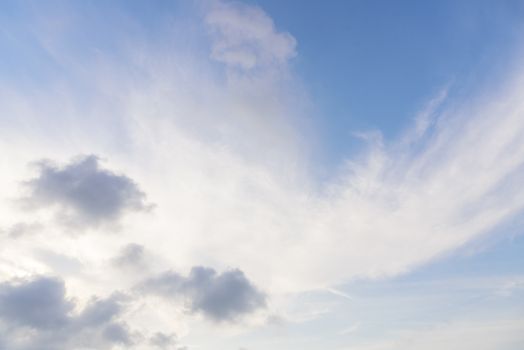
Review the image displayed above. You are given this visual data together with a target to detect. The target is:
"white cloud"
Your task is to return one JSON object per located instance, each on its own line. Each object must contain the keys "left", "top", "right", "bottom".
{"left": 204, "top": 0, "right": 296, "bottom": 70}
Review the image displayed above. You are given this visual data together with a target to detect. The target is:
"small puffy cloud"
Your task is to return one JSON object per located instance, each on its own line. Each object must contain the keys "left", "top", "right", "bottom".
{"left": 141, "top": 266, "right": 266, "bottom": 322}
{"left": 205, "top": 0, "right": 296, "bottom": 70}
{"left": 0, "top": 276, "right": 135, "bottom": 350}
{"left": 22, "top": 155, "right": 151, "bottom": 228}
{"left": 112, "top": 243, "right": 146, "bottom": 269}
{"left": 150, "top": 332, "right": 177, "bottom": 349}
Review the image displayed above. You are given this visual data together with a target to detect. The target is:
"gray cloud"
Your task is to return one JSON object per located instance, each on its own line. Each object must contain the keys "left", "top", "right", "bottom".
{"left": 77, "top": 293, "right": 127, "bottom": 327}
{"left": 101, "top": 322, "right": 133, "bottom": 346}
{"left": 141, "top": 266, "right": 266, "bottom": 322}
{"left": 3, "top": 221, "right": 43, "bottom": 238}
{"left": 23, "top": 155, "right": 151, "bottom": 228}
{"left": 0, "top": 276, "right": 135, "bottom": 350}
{"left": 150, "top": 332, "right": 177, "bottom": 349}
{"left": 0, "top": 276, "right": 73, "bottom": 330}
{"left": 112, "top": 243, "right": 146, "bottom": 269}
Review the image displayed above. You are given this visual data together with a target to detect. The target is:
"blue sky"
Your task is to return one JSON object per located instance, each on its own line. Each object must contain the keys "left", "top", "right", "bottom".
{"left": 0, "top": 1, "right": 524, "bottom": 350}
{"left": 267, "top": 0, "right": 524, "bottom": 164}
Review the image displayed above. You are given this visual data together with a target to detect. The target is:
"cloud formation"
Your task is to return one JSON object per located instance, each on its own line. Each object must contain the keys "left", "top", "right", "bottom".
{"left": 0, "top": 276, "right": 133, "bottom": 350}
{"left": 2, "top": 221, "right": 43, "bottom": 238}
{"left": 0, "top": 1, "right": 523, "bottom": 348}
{"left": 0, "top": 276, "right": 73, "bottom": 330}
{"left": 23, "top": 155, "right": 150, "bottom": 228}
{"left": 205, "top": 0, "right": 296, "bottom": 70}
{"left": 112, "top": 243, "right": 147, "bottom": 269}
{"left": 141, "top": 266, "right": 266, "bottom": 322}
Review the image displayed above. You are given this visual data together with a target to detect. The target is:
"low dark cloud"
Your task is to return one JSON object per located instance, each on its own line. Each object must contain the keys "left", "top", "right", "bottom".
{"left": 141, "top": 266, "right": 266, "bottom": 322}
{"left": 0, "top": 276, "right": 134, "bottom": 350}
{"left": 23, "top": 155, "right": 151, "bottom": 228}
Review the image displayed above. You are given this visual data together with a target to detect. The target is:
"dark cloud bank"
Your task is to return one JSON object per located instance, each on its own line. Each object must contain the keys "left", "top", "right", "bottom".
{"left": 23, "top": 155, "right": 151, "bottom": 228}
{"left": 141, "top": 266, "right": 266, "bottom": 322}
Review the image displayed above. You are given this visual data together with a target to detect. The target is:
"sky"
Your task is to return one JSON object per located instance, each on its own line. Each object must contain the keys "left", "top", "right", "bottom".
{"left": 0, "top": 1, "right": 523, "bottom": 349}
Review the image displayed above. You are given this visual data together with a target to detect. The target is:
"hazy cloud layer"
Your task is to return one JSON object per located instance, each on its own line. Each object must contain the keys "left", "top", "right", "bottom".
{"left": 142, "top": 266, "right": 266, "bottom": 322}
{"left": 23, "top": 155, "right": 150, "bottom": 228}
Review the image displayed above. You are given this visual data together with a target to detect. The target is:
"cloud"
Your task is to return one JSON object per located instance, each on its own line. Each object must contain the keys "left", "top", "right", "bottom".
{"left": 150, "top": 332, "right": 177, "bottom": 349}
{"left": 0, "top": 276, "right": 135, "bottom": 350}
{"left": 0, "top": 1, "right": 524, "bottom": 347}
{"left": 0, "top": 0, "right": 523, "bottom": 295}
{"left": 22, "top": 155, "right": 151, "bottom": 228}
{"left": 101, "top": 322, "right": 133, "bottom": 346}
{"left": 141, "top": 266, "right": 266, "bottom": 322}
{"left": 205, "top": 0, "right": 296, "bottom": 70}
{"left": 3, "top": 221, "right": 43, "bottom": 238}
{"left": 0, "top": 276, "right": 73, "bottom": 330}
{"left": 112, "top": 243, "right": 147, "bottom": 269}
{"left": 0, "top": 0, "right": 522, "bottom": 298}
